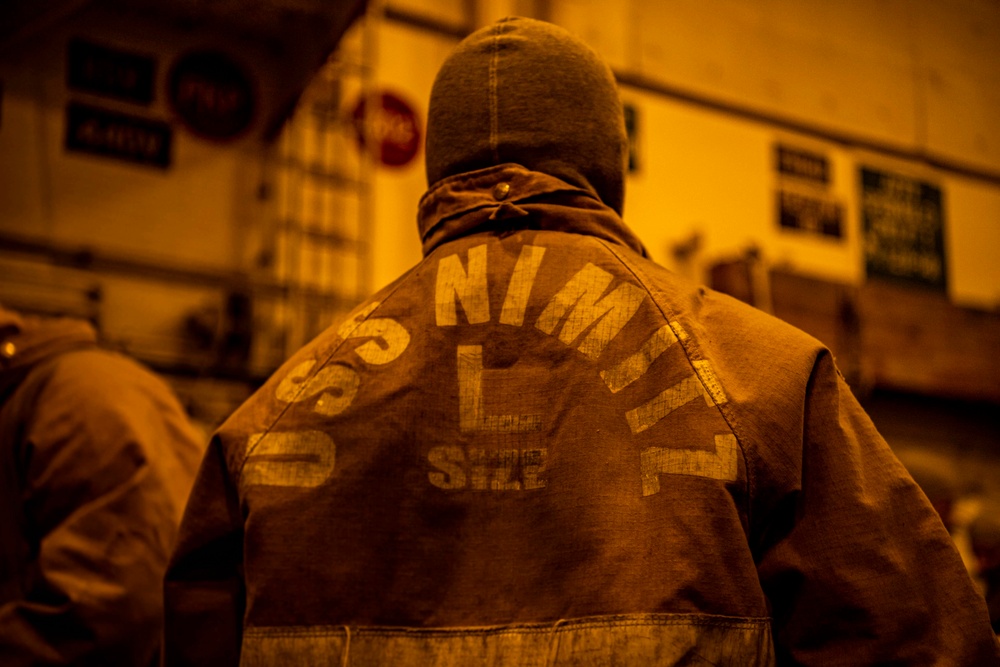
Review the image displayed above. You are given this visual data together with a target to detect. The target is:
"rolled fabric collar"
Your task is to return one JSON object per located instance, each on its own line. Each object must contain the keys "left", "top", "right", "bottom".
{"left": 417, "top": 164, "right": 647, "bottom": 257}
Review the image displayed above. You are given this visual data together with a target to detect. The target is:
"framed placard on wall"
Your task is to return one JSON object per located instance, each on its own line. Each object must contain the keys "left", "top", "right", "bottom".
{"left": 624, "top": 103, "right": 639, "bottom": 173}
{"left": 65, "top": 102, "right": 172, "bottom": 168}
{"left": 860, "top": 167, "right": 946, "bottom": 289}
{"left": 774, "top": 143, "right": 843, "bottom": 240}
{"left": 778, "top": 190, "right": 843, "bottom": 238}
{"left": 776, "top": 145, "right": 829, "bottom": 184}
{"left": 67, "top": 38, "right": 157, "bottom": 105}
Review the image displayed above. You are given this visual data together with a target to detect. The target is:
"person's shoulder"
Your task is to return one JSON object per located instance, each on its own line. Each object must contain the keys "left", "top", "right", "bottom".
{"left": 29, "top": 349, "right": 200, "bottom": 457}
{"left": 599, "top": 249, "right": 830, "bottom": 435}
{"left": 615, "top": 250, "right": 824, "bottom": 361}
{"left": 698, "top": 283, "right": 824, "bottom": 356}
{"left": 44, "top": 347, "right": 172, "bottom": 399}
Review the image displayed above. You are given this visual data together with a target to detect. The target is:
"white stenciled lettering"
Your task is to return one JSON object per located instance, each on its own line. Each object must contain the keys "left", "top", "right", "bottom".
{"left": 693, "top": 360, "right": 728, "bottom": 405}
{"left": 335, "top": 301, "right": 411, "bottom": 365}
{"left": 347, "top": 317, "right": 410, "bottom": 365}
{"left": 457, "top": 346, "right": 483, "bottom": 432}
{"left": 500, "top": 245, "right": 546, "bottom": 326}
{"left": 468, "top": 448, "right": 493, "bottom": 491}
{"left": 275, "top": 359, "right": 359, "bottom": 417}
{"left": 640, "top": 434, "right": 739, "bottom": 496}
{"left": 427, "top": 446, "right": 466, "bottom": 490}
{"left": 669, "top": 320, "right": 690, "bottom": 344}
{"left": 275, "top": 359, "right": 317, "bottom": 402}
{"left": 436, "top": 244, "right": 490, "bottom": 326}
{"left": 625, "top": 375, "right": 712, "bottom": 434}
{"left": 310, "top": 365, "right": 360, "bottom": 415}
{"left": 601, "top": 325, "right": 677, "bottom": 393}
{"left": 242, "top": 431, "right": 336, "bottom": 489}
{"left": 535, "top": 263, "right": 644, "bottom": 360}
{"left": 336, "top": 302, "right": 380, "bottom": 338}
{"left": 457, "top": 345, "right": 542, "bottom": 433}
{"left": 521, "top": 448, "right": 547, "bottom": 490}
{"left": 476, "top": 448, "right": 521, "bottom": 491}
{"left": 427, "top": 446, "right": 548, "bottom": 491}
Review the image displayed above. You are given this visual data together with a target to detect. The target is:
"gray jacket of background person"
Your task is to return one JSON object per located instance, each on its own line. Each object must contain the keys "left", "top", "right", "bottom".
{"left": 163, "top": 17, "right": 1000, "bottom": 666}
{"left": 0, "top": 306, "right": 203, "bottom": 666}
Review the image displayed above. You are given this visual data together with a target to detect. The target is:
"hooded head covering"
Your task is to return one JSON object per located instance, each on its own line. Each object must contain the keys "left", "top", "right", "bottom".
{"left": 425, "top": 17, "right": 627, "bottom": 215}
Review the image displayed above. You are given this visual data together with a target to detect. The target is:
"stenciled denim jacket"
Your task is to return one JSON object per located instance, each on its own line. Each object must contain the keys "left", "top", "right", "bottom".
{"left": 164, "top": 165, "right": 1000, "bottom": 666}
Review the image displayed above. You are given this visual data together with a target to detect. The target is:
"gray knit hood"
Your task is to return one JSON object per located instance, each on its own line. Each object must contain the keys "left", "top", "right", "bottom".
{"left": 425, "top": 17, "right": 627, "bottom": 215}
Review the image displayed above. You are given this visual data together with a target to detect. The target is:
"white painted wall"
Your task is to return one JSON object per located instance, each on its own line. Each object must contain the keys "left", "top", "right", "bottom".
{"left": 368, "top": 0, "right": 1000, "bottom": 309}
{"left": 1, "top": 0, "right": 997, "bottom": 373}
{"left": 356, "top": 20, "right": 454, "bottom": 291}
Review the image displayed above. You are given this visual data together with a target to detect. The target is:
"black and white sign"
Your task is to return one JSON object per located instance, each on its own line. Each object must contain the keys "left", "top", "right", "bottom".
{"left": 67, "top": 38, "right": 156, "bottom": 105}
{"left": 778, "top": 190, "right": 843, "bottom": 238}
{"left": 624, "top": 103, "right": 639, "bottom": 173}
{"left": 773, "top": 143, "right": 841, "bottom": 239}
{"left": 65, "top": 102, "right": 172, "bottom": 168}
{"left": 776, "top": 144, "right": 829, "bottom": 184}
{"left": 861, "top": 167, "right": 946, "bottom": 289}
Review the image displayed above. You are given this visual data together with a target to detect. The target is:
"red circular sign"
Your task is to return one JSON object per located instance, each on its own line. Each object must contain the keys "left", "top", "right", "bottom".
{"left": 168, "top": 50, "right": 255, "bottom": 141}
{"left": 352, "top": 91, "right": 421, "bottom": 167}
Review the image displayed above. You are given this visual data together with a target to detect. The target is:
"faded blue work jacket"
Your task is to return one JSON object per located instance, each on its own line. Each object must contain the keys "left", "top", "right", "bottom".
{"left": 164, "top": 164, "right": 1000, "bottom": 666}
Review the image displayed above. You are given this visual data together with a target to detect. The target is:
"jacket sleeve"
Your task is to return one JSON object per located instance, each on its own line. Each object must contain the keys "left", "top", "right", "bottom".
{"left": 0, "top": 352, "right": 203, "bottom": 667}
{"left": 754, "top": 350, "right": 1000, "bottom": 665}
{"left": 163, "top": 433, "right": 246, "bottom": 667}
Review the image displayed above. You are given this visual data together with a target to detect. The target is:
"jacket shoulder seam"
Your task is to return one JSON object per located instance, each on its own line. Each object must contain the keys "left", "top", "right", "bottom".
{"left": 234, "top": 269, "right": 418, "bottom": 480}
{"left": 594, "top": 238, "right": 753, "bottom": 520}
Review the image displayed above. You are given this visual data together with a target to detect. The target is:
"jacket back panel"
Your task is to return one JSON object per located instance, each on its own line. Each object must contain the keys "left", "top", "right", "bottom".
{"left": 224, "top": 229, "right": 773, "bottom": 663}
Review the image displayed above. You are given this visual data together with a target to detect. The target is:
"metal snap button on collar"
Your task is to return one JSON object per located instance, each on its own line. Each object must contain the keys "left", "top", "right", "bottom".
{"left": 492, "top": 182, "right": 511, "bottom": 201}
